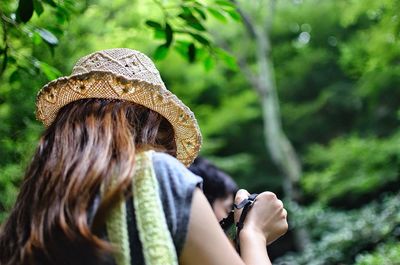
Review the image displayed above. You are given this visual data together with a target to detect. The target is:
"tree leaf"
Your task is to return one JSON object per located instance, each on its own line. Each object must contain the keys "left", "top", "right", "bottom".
{"left": 178, "top": 9, "right": 206, "bottom": 31}
{"left": 181, "top": 5, "right": 192, "bottom": 14}
{"left": 193, "top": 7, "right": 207, "bottom": 20}
{"left": 16, "top": 0, "right": 34, "bottom": 23}
{"left": 208, "top": 7, "right": 227, "bottom": 22}
{"left": 7, "top": 56, "right": 17, "bottom": 65}
{"left": 154, "top": 45, "right": 169, "bottom": 60}
{"left": 216, "top": 48, "right": 238, "bottom": 70}
{"left": 204, "top": 56, "right": 215, "bottom": 71}
{"left": 165, "top": 23, "right": 173, "bottom": 47}
{"left": 42, "top": 0, "right": 57, "bottom": 7}
{"left": 36, "top": 28, "right": 58, "bottom": 46}
{"left": 215, "top": 0, "right": 235, "bottom": 8}
{"left": 33, "top": 0, "right": 44, "bottom": 16}
{"left": 154, "top": 28, "right": 165, "bottom": 40}
{"left": 189, "top": 33, "right": 210, "bottom": 46}
{"left": 174, "top": 40, "right": 190, "bottom": 58}
{"left": 32, "top": 31, "right": 42, "bottom": 45}
{"left": 146, "top": 20, "right": 163, "bottom": 30}
{"left": 55, "top": 5, "right": 69, "bottom": 24}
{"left": 188, "top": 21, "right": 206, "bottom": 31}
{"left": 188, "top": 43, "right": 196, "bottom": 62}
{"left": 9, "top": 70, "right": 20, "bottom": 83}
{"left": 225, "top": 8, "right": 241, "bottom": 22}
{"left": 39, "top": 61, "right": 62, "bottom": 80}
{"left": 178, "top": 11, "right": 201, "bottom": 24}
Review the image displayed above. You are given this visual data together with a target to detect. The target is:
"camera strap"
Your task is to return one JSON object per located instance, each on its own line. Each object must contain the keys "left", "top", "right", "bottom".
{"left": 234, "top": 193, "right": 258, "bottom": 254}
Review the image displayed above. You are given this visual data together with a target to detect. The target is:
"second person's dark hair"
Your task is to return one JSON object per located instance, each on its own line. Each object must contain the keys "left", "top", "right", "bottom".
{"left": 189, "top": 157, "right": 238, "bottom": 205}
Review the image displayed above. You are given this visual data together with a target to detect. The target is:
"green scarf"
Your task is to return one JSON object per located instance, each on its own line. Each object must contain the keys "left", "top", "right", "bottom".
{"left": 106, "top": 151, "right": 178, "bottom": 265}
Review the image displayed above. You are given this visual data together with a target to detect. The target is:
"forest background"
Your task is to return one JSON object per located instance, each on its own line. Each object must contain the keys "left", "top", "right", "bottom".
{"left": 0, "top": 0, "right": 399, "bottom": 264}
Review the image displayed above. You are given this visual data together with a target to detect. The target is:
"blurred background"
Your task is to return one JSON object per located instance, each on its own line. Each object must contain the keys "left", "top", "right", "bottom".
{"left": 0, "top": 0, "right": 400, "bottom": 264}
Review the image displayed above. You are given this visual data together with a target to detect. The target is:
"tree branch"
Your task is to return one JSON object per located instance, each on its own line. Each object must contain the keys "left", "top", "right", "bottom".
{"left": 230, "top": 0, "right": 257, "bottom": 39}
{"left": 264, "top": 0, "right": 276, "bottom": 35}
{"left": 216, "top": 37, "right": 259, "bottom": 90}
{"left": 237, "top": 56, "right": 260, "bottom": 91}
{"left": 0, "top": 12, "right": 9, "bottom": 77}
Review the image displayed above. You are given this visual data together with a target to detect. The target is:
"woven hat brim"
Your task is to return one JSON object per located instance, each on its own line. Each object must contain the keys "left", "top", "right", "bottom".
{"left": 35, "top": 71, "right": 202, "bottom": 166}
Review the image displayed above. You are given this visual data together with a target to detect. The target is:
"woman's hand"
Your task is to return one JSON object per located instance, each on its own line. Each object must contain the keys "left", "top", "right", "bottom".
{"left": 234, "top": 189, "right": 288, "bottom": 245}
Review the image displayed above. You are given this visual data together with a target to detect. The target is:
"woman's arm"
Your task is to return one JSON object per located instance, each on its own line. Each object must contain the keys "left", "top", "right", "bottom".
{"left": 179, "top": 188, "right": 280, "bottom": 265}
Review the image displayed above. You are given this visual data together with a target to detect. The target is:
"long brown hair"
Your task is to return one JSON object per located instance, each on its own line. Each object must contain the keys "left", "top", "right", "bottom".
{"left": 0, "top": 98, "right": 176, "bottom": 265}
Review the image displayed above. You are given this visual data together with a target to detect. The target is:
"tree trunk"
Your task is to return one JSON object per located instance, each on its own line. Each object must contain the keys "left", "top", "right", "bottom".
{"left": 230, "top": 0, "right": 311, "bottom": 250}
{"left": 254, "top": 28, "right": 310, "bottom": 250}
{"left": 254, "top": 30, "right": 301, "bottom": 200}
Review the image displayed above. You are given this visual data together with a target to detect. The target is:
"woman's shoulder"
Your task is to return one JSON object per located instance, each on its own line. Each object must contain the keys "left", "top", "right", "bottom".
{"left": 149, "top": 151, "right": 203, "bottom": 255}
{"left": 151, "top": 152, "right": 201, "bottom": 183}
{"left": 151, "top": 151, "right": 182, "bottom": 166}
{"left": 151, "top": 151, "right": 187, "bottom": 168}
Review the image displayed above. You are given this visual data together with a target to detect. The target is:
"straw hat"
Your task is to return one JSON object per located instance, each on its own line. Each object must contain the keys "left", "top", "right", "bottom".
{"left": 35, "top": 48, "right": 201, "bottom": 166}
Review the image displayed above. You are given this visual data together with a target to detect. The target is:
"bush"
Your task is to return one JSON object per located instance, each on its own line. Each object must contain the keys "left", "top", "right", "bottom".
{"left": 301, "top": 134, "right": 400, "bottom": 205}
{"left": 275, "top": 192, "right": 400, "bottom": 265}
{"left": 355, "top": 241, "right": 400, "bottom": 265}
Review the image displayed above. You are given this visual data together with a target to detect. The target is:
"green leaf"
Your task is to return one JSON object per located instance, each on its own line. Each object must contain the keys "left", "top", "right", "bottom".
{"left": 181, "top": 6, "right": 192, "bottom": 16}
{"left": 42, "top": 0, "right": 57, "bottom": 7}
{"left": 33, "top": 0, "right": 44, "bottom": 16}
{"left": 146, "top": 20, "right": 163, "bottom": 30}
{"left": 215, "top": 0, "right": 235, "bottom": 8}
{"left": 32, "top": 31, "right": 42, "bottom": 45}
{"left": 188, "top": 43, "right": 196, "bottom": 62}
{"left": 204, "top": 56, "right": 215, "bottom": 71}
{"left": 178, "top": 10, "right": 202, "bottom": 25}
{"left": 188, "top": 21, "right": 206, "bottom": 31}
{"left": 208, "top": 7, "right": 227, "bottom": 22}
{"left": 39, "top": 61, "right": 62, "bottom": 80}
{"left": 225, "top": 8, "right": 241, "bottom": 22}
{"left": 55, "top": 5, "right": 69, "bottom": 24}
{"left": 178, "top": 10, "right": 206, "bottom": 31}
{"left": 16, "top": 0, "right": 34, "bottom": 23}
{"left": 216, "top": 48, "right": 238, "bottom": 70}
{"left": 154, "top": 45, "right": 169, "bottom": 60}
{"left": 174, "top": 40, "right": 191, "bottom": 58}
{"left": 7, "top": 56, "right": 17, "bottom": 65}
{"left": 165, "top": 23, "right": 173, "bottom": 47}
{"left": 36, "top": 28, "right": 58, "bottom": 46}
{"left": 189, "top": 33, "right": 210, "bottom": 46}
{"left": 154, "top": 28, "right": 165, "bottom": 40}
{"left": 193, "top": 7, "right": 207, "bottom": 20}
{"left": 9, "top": 70, "right": 20, "bottom": 83}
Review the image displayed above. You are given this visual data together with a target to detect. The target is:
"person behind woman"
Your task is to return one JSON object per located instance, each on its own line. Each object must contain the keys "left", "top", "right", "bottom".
{"left": 0, "top": 48, "right": 288, "bottom": 265}
{"left": 189, "top": 157, "right": 238, "bottom": 222}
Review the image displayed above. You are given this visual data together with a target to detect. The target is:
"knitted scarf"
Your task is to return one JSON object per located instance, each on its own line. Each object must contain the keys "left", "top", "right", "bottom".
{"left": 106, "top": 151, "right": 178, "bottom": 265}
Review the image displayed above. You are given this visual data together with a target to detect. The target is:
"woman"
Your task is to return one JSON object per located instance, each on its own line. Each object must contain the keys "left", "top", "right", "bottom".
{"left": 0, "top": 48, "right": 288, "bottom": 265}
{"left": 189, "top": 157, "right": 238, "bottom": 222}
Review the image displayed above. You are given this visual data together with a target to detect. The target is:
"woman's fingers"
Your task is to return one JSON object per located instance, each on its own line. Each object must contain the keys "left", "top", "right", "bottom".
{"left": 281, "top": 208, "right": 287, "bottom": 219}
{"left": 234, "top": 189, "right": 250, "bottom": 223}
{"left": 233, "top": 189, "right": 289, "bottom": 245}
{"left": 235, "top": 189, "right": 250, "bottom": 205}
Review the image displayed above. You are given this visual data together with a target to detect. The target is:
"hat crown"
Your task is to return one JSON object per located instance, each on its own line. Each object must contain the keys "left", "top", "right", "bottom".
{"left": 72, "top": 48, "right": 165, "bottom": 88}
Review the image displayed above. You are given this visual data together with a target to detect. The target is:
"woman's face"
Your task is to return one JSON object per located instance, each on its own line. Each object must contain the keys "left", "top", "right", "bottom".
{"left": 212, "top": 194, "right": 234, "bottom": 221}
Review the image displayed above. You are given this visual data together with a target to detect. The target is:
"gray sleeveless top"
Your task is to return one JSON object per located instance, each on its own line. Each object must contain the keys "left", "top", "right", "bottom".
{"left": 105, "top": 152, "right": 203, "bottom": 265}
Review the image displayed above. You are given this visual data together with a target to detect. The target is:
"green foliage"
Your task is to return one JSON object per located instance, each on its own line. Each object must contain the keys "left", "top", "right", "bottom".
{"left": 339, "top": 0, "right": 400, "bottom": 76}
{"left": 144, "top": 0, "right": 241, "bottom": 69}
{"left": 0, "top": 0, "right": 241, "bottom": 79}
{"left": 355, "top": 241, "right": 400, "bottom": 265}
{"left": 276, "top": 193, "right": 400, "bottom": 265}
{"left": 302, "top": 134, "right": 400, "bottom": 205}
{"left": 0, "top": 0, "right": 399, "bottom": 263}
